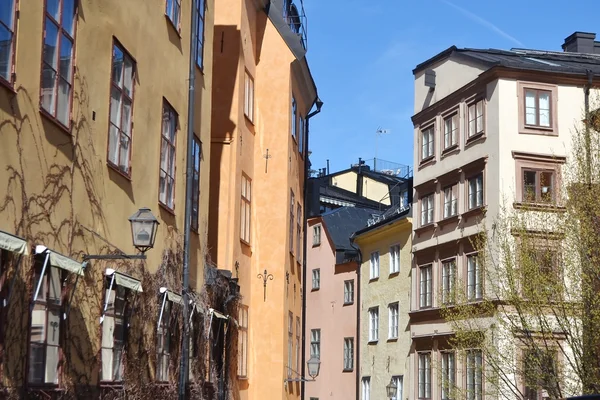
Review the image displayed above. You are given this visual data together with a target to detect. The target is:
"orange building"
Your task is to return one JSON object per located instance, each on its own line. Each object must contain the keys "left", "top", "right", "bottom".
{"left": 209, "top": 0, "right": 320, "bottom": 399}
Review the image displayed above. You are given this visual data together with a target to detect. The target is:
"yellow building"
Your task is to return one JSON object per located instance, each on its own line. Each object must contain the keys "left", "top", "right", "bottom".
{"left": 353, "top": 208, "right": 412, "bottom": 400}
{"left": 0, "top": 0, "right": 221, "bottom": 397}
{"left": 209, "top": 0, "right": 319, "bottom": 399}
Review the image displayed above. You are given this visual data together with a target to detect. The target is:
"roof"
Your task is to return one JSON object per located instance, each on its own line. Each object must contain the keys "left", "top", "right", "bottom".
{"left": 413, "top": 46, "right": 600, "bottom": 77}
{"left": 353, "top": 206, "right": 412, "bottom": 238}
{"left": 319, "top": 185, "right": 385, "bottom": 210}
{"left": 321, "top": 207, "right": 377, "bottom": 251}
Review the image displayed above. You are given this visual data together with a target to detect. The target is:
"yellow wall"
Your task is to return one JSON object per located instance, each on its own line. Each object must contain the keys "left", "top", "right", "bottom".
{"left": 210, "top": 1, "right": 316, "bottom": 400}
{"left": 355, "top": 217, "right": 412, "bottom": 400}
{"left": 331, "top": 171, "right": 392, "bottom": 205}
{"left": 0, "top": 0, "right": 213, "bottom": 393}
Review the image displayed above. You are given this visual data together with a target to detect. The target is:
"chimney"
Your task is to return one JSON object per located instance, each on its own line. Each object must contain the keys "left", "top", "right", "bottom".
{"left": 562, "top": 32, "right": 600, "bottom": 54}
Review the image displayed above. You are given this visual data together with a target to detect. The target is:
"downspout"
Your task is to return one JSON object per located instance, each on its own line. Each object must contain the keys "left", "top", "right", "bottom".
{"left": 178, "top": 0, "right": 198, "bottom": 398}
{"left": 349, "top": 236, "right": 362, "bottom": 400}
{"left": 301, "top": 97, "right": 322, "bottom": 400}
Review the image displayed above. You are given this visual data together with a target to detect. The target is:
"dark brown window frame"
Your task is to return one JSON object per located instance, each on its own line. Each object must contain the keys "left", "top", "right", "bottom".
{"left": 419, "top": 264, "right": 433, "bottom": 309}
{"left": 165, "top": 0, "right": 182, "bottom": 34}
{"left": 159, "top": 99, "right": 178, "bottom": 212}
{"left": 420, "top": 124, "right": 435, "bottom": 163}
{"left": 417, "top": 351, "right": 432, "bottom": 400}
{"left": 40, "top": 0, "right": 78, "bottom": 131}
{"left": 442, "top": 111, "right": 459, "bottom": 151}
{"left": 518, "top": 81, "right": 558, "bottom": 136}
{"left": 513, "top": 152, "right": 565, "bottom": 207}
{"left": 466, "top": 98, "right": 485, "bottom": 139}
{"left": 466, "top": 252, "right": 483, "bottom": 302}
{"left": 442, "top": 183, "right": 459, "bottom": 219}
{"left": 0, "top": 0, "right": 18, "bottom": 90}
{"left": 106, "top": 38, "right": 136, "bottom": 178}
{"left": 195, "top": 0, "right": 206, "bottom": 70}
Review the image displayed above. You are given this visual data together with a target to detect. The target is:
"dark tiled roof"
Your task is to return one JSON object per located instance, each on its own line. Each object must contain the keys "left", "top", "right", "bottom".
{"left": 414, "top": 46, "right": 600, "bottom": 77}
{"left": 321, "top": 207, "right": 377, "bottom": 251}
{"left": 353, "top": 206, "right": 411, "bottom": 238}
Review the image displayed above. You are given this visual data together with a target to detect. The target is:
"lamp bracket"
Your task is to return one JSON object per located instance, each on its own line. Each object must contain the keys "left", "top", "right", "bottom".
{"left": 83, "top": 254, "right": 146, "bottom": 261}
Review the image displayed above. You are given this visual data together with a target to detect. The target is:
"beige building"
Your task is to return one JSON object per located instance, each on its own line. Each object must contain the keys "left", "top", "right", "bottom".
{"left": 209, "top": 1, "right": 319, "bottom": 400}
{"left": 0, "top": 0, "right": 222, "bottom": 398}
{"left": 354, "top": 208, "right": 412, "bottom": 400}
{"left": 410, "top": 32, "right": 600, "bottom": 399}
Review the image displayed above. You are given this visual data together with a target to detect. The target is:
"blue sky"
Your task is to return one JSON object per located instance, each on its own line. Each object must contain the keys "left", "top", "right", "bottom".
{"left": 302, "top": 0, "right": 600, "bottom": 174}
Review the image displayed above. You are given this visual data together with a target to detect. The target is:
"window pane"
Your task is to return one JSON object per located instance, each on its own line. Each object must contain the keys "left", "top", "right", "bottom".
{"left": 0, "top": 25, "right": 13, "bottom": 81}
{"left": 46, "top": 347, "right": 60, "bottom": 383}
{"left": 46, "top": 0, "right": 60, "bottom": 22}
{"left": 59, "top": 34, "right": 73, "bottom": 82}
{"left": 524, "top": 170, "right": 537, "bottom": 202}
{"left": 31, "top": 306, "right": 46, "bottom": 343}
{"left": 0, "top": 1, "right": 15, "bottom": 28}
{"left": 57, "top": 78, "right": 71, "bottom": 125}
{"left": 119, "top": 135, "right": 130, "bottom": 171}
{"left": 540, "top": 171, "right": 554, "bottom": 202}
{"left": 123, "top": 56, "right": 134, "bottom": 97}
{"left": 44, "top": 19, "right": 59, "bottom": 69}
{"left": 112, "top": 45, "right": 124, "bottom": 87}
{"left": 539, "top": 92, "right": 551, "bottom": 127}
{"left": 159, "top": 170, "right": 167, "bottom": 204}
{"left": 525, "top": 90, "right": 537, "bottom": 125}
{"left": 48, "top": 267, "right": 61, "bottom": 304}
{"left": 101, "top": 347, "right": 113, "bottom": 381}
{"left": 28, "top": 343, "right": 45, "bottom": 383}
{"left": 62, "top": 0, "right": 76, "bottom": 37}
{"left": 121, "top": 98, "right": 132, "bottom": 136}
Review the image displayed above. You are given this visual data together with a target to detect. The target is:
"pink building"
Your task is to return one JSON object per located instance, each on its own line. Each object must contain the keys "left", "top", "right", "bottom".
{"left": 305, "top": 207, "right": 373, "bottom": 400}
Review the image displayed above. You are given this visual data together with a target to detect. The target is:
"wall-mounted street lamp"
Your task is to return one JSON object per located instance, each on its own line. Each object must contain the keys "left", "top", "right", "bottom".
{"left": 284, "top": 356, "right": 321, "bottom": 383}
{"left": 84, "top": 208, "right": 159, "bottom": 261}
{"left": 386, "top": 377, "right": 398, "bottom": 399}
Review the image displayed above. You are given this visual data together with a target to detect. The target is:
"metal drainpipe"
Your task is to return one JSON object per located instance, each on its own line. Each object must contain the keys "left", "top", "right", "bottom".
{"left": 301, "top": 98, "right": 322, "bottom": 400}
{"left": 178, "top": 0, "right": 198, "bottom": 398}
{"left": 349, "top": 237, "right": 362, "bottom": 400}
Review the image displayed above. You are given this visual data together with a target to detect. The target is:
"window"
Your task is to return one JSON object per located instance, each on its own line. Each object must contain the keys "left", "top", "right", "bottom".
{"left": 362, "top": 377, "right": 371, "bottom": 400}
{"left": 420, "top": 194, "right": 434, "bottom": 226}
{"left": 521, "top": 247, "right": 559, "bottom": 299}
{"left": 165, "top": 0, "right": 181, "bottom": 31}
{"left": 313, "top": 225, "right": 321, "bottom": 246}
{"left": 290, "top": 190, "right": 295, "bottom": 254}
{"left": 0, "top": 0, "right": 16, "bottom": 85}
{"left": 467, "top": 254, "right": 482, "bottom": 301}
{"left": 444, "top": 113, "right": 458, "bottom": 149}
{"left": 468, "top": 99, "right": 484, "bottom": 138}
{"left": 344, "top": 280, "right": 354, "bottom": 304}
{"left": 299, "top": 116, "right": 305, "bottom": 154}
{"left": 523, "top": 169, "right": 555, "bottom": 203}
{"left": 0, "top": 250, "right": 5, "bottom": 351}
{"left": 368, "top": 307, "right": 379, "bottom": 342}
{"left": 41, "top": 0, "right": 77, "bottom": 127}
{"left": 296, "top": 205, "right": 302, "bottom": 262}
{"left": 468, "top": 173, "right": 484, "bottom": 210}
{"left": 312, "top": 269, "right": 320, "bottom": 290}
{"left": 443, "top": 184, "right": 458, "bottom": 218}
{"left": 388, "top": 303, "right": 398, "bottom": 339}
{"left": 101, "top": 284, "right": 129, "bottom": 382}
{"left": 291, "top": 96, "right": 297, "bottom": 141}
{"left": 522, "top": 348, "right": 558, "bottom": 400}
{"left": 525, "top": 89, "right": 551, "bottom": 128}
{"left": 191, "top": 137, "right": 201, "bottom": 231}
{"left": 296, "top": 317, "right": 300, "bottom": 374}
{"left": 240, "top": 174, "right": 251, "bottom": 243}
{"left": 288, "top": 312, "right": 293, "bottom": 377}
{"left": 419, "top": 265, "right": 432, "bottom": 308}
{"left": 418, "top": 352, "right": 432, "bottom": 399}
{"left": 370, "top": 251, "right": 379, "bottom": 279}
{"left": 195, "top": 0, "right": 206, "bottom": 68}
{"left": 441, "top": 352, "right": 456, "bottom": 400}
{"left": 441, "top": 259, "right": 456, "bottom": 305}
{"left": 343, "top": 338, "right": 354, "bottom": 371}
{"left": 466, "top": 349, "right": 483, "bottom": 400}
{"left": 159, "top": 101, "right": 177, "bottom": 210}
{"left": 400, "top": 189, "right": 409, "bottom": 208}
{"left": 157, "top": 297, "right": 177, "bottom": 382}
{"left": 244, "top": 71, "right": 254, "bottom": 121}
{"left": 389, "top": 245, "right": 400, "bottom": 274}
{"left": 29, "top": 266, "right": 63, "bottom": 384}
{"left": 237, "top": 305, "right": 248, "bottom": 378}
{"left": 107, "top": 42, "right": 135, "bottom": 175}
{"left": 310, "top": 329, "right": 320, "bottom": 358}
{"left": 421, "top": 125, "right": 434, "bottom": 160}
{"left": 391, "top": 375, "right": 403, "bottom": 400}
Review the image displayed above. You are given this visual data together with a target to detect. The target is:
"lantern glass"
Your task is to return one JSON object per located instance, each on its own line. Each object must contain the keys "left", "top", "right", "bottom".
{"left": 128, "top": 208, "right": 159, "bottom": 253}
{"left": 386, "top": 378, "right": 398, "bottom": 398}
{"left": 307, "top": 356, "right": 321, "bottom": 379}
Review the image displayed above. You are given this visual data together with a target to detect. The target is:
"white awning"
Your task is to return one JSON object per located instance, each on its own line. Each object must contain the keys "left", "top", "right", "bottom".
{"left": 48, "top": 250, "right": 85, "bottom": 276}
{"left": 167, "top": 290, "right": 182, "bottom": 305}
{"left": 319, "top": 196, "right": 355, "bottom": 207}
{"left": 209, "top": 308, "right": 229, "bottom": 320}
{"left": 113, "top": 272, "right": 143, "bottom": 292}
{"left": 0, "top": 230, "right": 28, "bottom": 255}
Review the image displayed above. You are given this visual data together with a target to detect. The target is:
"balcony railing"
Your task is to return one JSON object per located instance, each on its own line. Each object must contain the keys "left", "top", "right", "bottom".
{"left": 282, "top": 0, "right": 307, "bottom": 50}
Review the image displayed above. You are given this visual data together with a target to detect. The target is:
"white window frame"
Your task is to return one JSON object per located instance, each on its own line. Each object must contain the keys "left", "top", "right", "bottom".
{"left": 443, "top": 112, "right": 458, "bottom": 149}
{"left": 368, "top": 307, "right": 379, "bottom": 342}
{"left": 420, "top": 193, "right": 434, "bottom": 226}
{"left": 344, "top": 279, "right": 354, "bottom": 304}
{"left": 389, "top": 244, "right": 400, "bottom": 274}
{"left": 312, "top": 269, "right": 320, "bottom": 290}
{"left": 443, "top": 184, "right": 458, "bottom": 218}
{"left": 244, "top": 70, "right": 254, "bottom": 122}
{"left": 418, "top": 352, "right": 432, "bottom": 399}
{"left": 310, "top": 328, "right": 320, "bottom": 359}
{"left": 388, "top": 302, "right": 398, "bottom": 339}
{"left": 362, "top": 376, "right": 371, "bottom": 400}
{"left": 287, "top": 311, "right": 293, "bottom": 377}
{"left": 391, "top": 375, "right": 403, "bottom": 400}
{"left": 419, "top": 265, "right": 432, "bottom": 308}
{"left": 240, "top": 174, "right": 252, "bottom": 243}
{"left": 466, "top": 349, "right": 483, "bottom": 400}
{"left": 100, "top": 283, "right": 128, "bottom": 382}
{"left": 468, "top": 99, "right": 484, "bottom": 138}
{"left": 165, "top": 0, "right": 181, "bottom": 31}
{"left": 467, "top": 253, "right": 482, "bottom": 301}
{"left": 441, "top": 258, "right": 456, "bottom": 305}
{"left": 441, "top": 351, "right": 456, "bottom": 400}
{"left": 313, "top": 225, "right": 321, "bottom": 246}
{"left": 468, "top": 173, "right": 484, "bottom": 210}
{"left": 370, "top": 251, "right": 379, "bottom": 280}
{"left": 343, "top": 337, "right": 354, "bottom": 371}
{"left": 237, "top": 305, "right": 248, "bottom": 378}
{"left": 421, "top": 125, "right": 434, "bottom": 160}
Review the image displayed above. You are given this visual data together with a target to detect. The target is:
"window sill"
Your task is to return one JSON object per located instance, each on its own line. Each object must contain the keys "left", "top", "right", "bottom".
{"left": 165, "top": 15, "right": 181, "bottom": 37}
{"left": 387, "top": 337, "right": 398, "bottom": 342}
{"left": 342, "top": 368, "right": 354, "bottom": 373}
{"left": 513, "top": 202, "right": 565, "bottom": 212}
{"left": 369, "top": 277, "right": 379, "bottom": 282}
{"left": 441, "top": 144, "right": 459, "bottom": 157}
{"left": 520, "top": 125, "right": 557, "bottom": 136}
{"left": 40, "top": 108, "right": 72, "bottom": 135}
{"left": 419, "top": 156, "right": 435, "bottom": 168}
{"left": 438, "top": 214, "right": 459, "bottom": 226}
{"left": 368, "top": 340, "right": 378, "bottom": 345}
{"left": 343, "top": 301, "right": 354, "bottom": 306}
{"left": 159, "top": 201, "right": 176, "bottom": 216}
{"left": 99, "top": 381, "right": 124, "bottom": 388}
{"left": 240, "top": 238, "right": 251, "bottom": 248}
{"left": 388, "top": 271, "right": 400, "bottom": 278}
{"left": 312, "top": 243, "right": 321, "bottom": 247}
{"left": 237, "top": 375, "right": 249, "bottom": 380}
{"left": 311, "top": 287, "right": 319, "bottom": 292}
{"left": 244, "top": 113, "right": 255, "bottom": 127}
{"left": 107, "top": 162, "right": 132, "bottom": 181}
{"left": 414, "top": 223, "right": 436, "bottom": 235}
{"left": 465, "top": 131, "right": 485, "bottom": 146}
{"left": 462, "top": 206, "right": 486, "bottom": 221}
